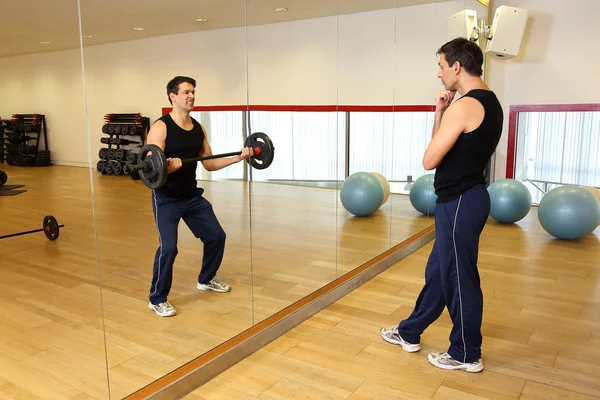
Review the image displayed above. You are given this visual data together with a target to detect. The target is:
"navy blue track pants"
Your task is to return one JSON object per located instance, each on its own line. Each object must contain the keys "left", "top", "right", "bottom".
{"left": 149, "top": 188, "right": 226, "bottom": 305}
{"left": 398, "top": 184, "right": 490, "bottom": 363}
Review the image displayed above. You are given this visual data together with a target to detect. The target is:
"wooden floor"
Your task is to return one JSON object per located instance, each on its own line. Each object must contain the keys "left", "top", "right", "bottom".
{"left": 0, "top": 164, "right": 432, "bottom": 399}
{"left": 185, "top": 201, "right": 600, "bottom": 399}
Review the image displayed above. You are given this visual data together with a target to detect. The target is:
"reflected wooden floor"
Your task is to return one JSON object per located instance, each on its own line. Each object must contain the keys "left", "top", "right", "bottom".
{"left": 185, "top": 206, "right": 600, "bottom": 399}
{"left": 0, "top": 164, "right": 432, "bottom": 399}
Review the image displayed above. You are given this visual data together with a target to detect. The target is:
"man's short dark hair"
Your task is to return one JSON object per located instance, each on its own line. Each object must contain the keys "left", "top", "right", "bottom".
{"left": 167, "top": 76, "right": 196, "bottom": 104}
{"left": 437, "top": 38, "right": 483, "bottom": 77}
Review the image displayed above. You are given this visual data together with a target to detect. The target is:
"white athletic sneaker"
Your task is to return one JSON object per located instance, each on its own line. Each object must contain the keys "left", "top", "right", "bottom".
{"left": 427, "top": 351, "right": 484, "bottom": 373}
{"left": 148, "top": 301, "right": 177, "bottom": 317}
{"left": 196, "top": 277, "right": 231, "bottom": 293}
{"left": 380, "top": 326, "right": 421, "bottom": 352}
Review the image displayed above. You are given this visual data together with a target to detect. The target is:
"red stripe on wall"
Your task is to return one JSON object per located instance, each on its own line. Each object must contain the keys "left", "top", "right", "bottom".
{"left": 161, "top": 105, "right": 435, "bottom": 115}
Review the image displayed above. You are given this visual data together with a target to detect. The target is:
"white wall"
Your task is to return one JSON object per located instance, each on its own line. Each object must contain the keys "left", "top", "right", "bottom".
{"left": 0, "top": 1, "right": 470, "bottom": 166}
{"left": 0, "top": 50, "right": 89, "bottom": 167}
{"left": 487, "top": 0, "right": 600, "bottom": 180}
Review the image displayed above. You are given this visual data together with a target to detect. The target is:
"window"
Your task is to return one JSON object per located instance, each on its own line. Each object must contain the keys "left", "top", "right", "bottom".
{"left": 188, "top": 108, "right": 436, "bottom": 190}
{"left": 191, "top": 111, "right": 245, "bottom": 180}
{"left": 248, "top": 111, "right": 346, "bottom": 182}
{"left": 348, "top": 111, "right": 433, "bottom": 193}
{"left": 514, "top": 110, "right": 600, "bottom": 203}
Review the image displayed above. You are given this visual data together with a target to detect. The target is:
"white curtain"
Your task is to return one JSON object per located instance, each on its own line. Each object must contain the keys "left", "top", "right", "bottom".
{"left": 515, "top": 111, "right": 600, "bottom": 203}
{"left": 189, "top": 110, "right": 435, "bottom": 185}
{"left": 248, "top": 111, "right": 346, "bottom": 181}
{"left": 348, "top": 112, "right": 433, "bottom": 182}
{"left": 191, "top": 111, "right": 245, "bottom": 180}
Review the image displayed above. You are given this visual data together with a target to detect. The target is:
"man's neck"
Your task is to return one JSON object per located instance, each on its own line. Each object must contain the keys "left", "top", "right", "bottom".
{"left": 456, "top": 77, "right": 489, "bottom": 96}
{"left": 170, "top": 108, "right": 191, "bottom": 126}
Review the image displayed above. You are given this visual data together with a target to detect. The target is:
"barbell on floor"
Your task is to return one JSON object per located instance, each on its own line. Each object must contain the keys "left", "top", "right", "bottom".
{"left": 0, "top": 215, "right": 63, "bottom": 241}
{"left": 131, "top": 132, "right": 275, "bottom": 190}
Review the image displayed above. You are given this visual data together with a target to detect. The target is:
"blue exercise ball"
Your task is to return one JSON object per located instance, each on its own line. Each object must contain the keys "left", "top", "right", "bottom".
{"left": 488, "top": 179, "right": 532, "bottom": 223}
{"left": 538, "top": 185, "right": 600, "bottom": 240}
{"left": 409, "top": 174, "right": 437, "bottom": 215}
{"left": 340, "top": 172, "right": 384, "bottom": 217}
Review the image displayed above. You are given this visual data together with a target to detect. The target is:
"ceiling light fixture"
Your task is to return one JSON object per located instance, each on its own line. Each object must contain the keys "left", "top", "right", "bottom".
{"left": 134, "top": 27, "right": 145, "bottom": 31}
{"left": 273, "top": 7, "right": 288, "bottom": 12}
{"left": 83, "top": 35, "right": 92, "bottom": 38}
{"left": 196, "top": 18, "right": 208, "bottom": 22}
{"left": 40, "top": 41, "right": 50, "bottom": 44}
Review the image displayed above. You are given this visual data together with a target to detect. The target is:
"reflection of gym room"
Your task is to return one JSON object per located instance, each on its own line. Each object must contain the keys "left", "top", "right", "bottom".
{"left": 0, "top": 0, "right": 599, "bottom": 398}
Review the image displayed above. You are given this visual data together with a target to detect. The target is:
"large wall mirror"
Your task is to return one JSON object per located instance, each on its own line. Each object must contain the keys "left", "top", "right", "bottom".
{"left": 0, "top": 1, "right": 110, "bottom": 399}
{"left": 0, "top": 0, "right": 488, "bottom": 398}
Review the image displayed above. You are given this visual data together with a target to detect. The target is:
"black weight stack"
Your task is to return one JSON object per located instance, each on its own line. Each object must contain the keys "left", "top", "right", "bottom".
{"left": 97, "top": 113, "right": 149, "bottom": 180}
{"left": 2, "top": 114, "right": 51, "bottom": 167}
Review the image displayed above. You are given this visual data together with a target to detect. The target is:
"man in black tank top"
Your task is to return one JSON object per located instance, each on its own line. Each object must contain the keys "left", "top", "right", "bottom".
{"left": 381, "top": 38, "right": 503, "bottom": 372}
{"left": 146, "top": 76, "right": 253, "bottom": 317}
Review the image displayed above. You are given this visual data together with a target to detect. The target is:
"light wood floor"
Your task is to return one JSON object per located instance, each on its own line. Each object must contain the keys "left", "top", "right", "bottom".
{"left": 0, "top": 164, "right": 432, "bottom": 399}
{"left": 185, "top": 204, "right": 600, "bottom": 399}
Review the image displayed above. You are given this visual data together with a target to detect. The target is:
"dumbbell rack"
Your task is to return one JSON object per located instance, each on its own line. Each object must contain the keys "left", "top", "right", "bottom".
{"left": 1, "top": 114, "right": 50, "bottom": 167}
{"left": 0, "top": 118, "right": 9, "bottom": 163}
{"left": 97, "top": 113, "right": 148, "bottom": 179}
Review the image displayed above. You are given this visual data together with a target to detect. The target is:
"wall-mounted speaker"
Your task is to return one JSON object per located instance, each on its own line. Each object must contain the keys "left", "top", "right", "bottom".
{"left": 485, "top": 6, "right": 529, "bottom": 59}
{"left": 447, "top": 9, "right": 479, "bottom": 42}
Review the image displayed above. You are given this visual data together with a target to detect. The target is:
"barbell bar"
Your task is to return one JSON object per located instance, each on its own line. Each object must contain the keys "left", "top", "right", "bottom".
{"left": 132, "top": 132, "right": 275, "bottom": 190}
{"left": 0, "top": 215, "right": 63, "bottom": 241}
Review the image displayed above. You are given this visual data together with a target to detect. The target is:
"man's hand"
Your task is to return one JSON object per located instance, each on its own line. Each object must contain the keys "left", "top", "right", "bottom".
{"left": 435, "top": 90, "right": 457, "bottom": 112}
{"left": 235, "top": 147, "right": 254, "bottom": 163}
{"left": 167, "top": 157, "right": 183, "bottom": 173}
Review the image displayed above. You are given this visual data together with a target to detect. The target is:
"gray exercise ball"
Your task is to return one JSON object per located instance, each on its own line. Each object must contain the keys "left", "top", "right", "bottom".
{"left": 340, "top": 172, "right": 384, "bottom": 217}
{"left": 487, "top": 179, "right": 532, "bottom": 223}
{"left": 409, "top": 174, "right": 437, "bottom": 215}
{"left": 538, "top": 185, "right": 600, "bottom": 240}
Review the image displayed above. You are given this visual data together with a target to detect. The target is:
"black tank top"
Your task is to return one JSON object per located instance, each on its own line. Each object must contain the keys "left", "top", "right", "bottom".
{"left": 433, "top": 89, "right": 503, "bottom": 203}
{"left": 153, "top": 113, "right": 205, "bottom": 199}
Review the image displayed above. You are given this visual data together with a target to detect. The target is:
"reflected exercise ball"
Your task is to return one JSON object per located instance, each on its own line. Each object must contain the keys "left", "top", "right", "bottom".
{"left": 409, "top": 174, "right": 437, "bottom": 215}
{"left": 370, "top": 172, "right": 390, "bottom": 204}
{"left": 581, "top": 186, "right": 600, "bottom": 227}
{"left": 487, "top": 179, "right": 532, "bottom": 223}
{"left": 538, "top": 185, "right": 600, "bottom": 240}
{"left": 340, "top": 172, "right": 384, "bottom": 217}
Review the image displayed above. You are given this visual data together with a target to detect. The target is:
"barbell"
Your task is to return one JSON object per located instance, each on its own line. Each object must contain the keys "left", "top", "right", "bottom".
{"left": 0, "top": 215, "right": 63, "bottom": 241}
{"left": 131, "top": 132, "right": 275, "bottom": 190}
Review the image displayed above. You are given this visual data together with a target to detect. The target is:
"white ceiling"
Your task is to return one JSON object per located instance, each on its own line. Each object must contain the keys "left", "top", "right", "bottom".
{"left": 0, "top": 0, "right": 453, "bottom": 58}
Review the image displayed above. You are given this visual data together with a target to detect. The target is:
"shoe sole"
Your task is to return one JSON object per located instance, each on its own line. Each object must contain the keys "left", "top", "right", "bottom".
{"left": 380, "top": 331, "right": 421, "bottom": 353}
{"left": 427, "top": 354, "right": 483, "bottom": 373}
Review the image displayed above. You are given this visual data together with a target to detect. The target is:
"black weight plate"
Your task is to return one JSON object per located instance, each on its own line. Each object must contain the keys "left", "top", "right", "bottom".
{"left": 137, "top": 144, "right": 168, "bottom": 190}
{"left": 0, "top": 170, "right": 7, "bottom": 188}
{"left": 115, "top": 148, "right": 124, "bottom": 161}
{"left": 43, "top": 215, "right": 60, "bottom": 240}
{"left": 105, "top": 160, "right": 115, "bottom": 174}
{"left": 245, "top": 132, "right": 275, "bottom": 170}
{"left": 114, "top": 161, "right": 123, "bottom": 175}
{"left": 97, "top": 160, "right": 106, "bottom": 174}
